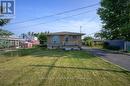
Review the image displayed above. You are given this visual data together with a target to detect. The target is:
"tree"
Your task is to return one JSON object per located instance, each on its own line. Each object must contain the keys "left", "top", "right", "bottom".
{"left": 0, "top": 29, "right": 13, "bottom": 36}
{"left": 0, "top": 18, "right": 12, "bottom": 36}
{"left": 83, "top": 36, "right": 93, "bottom": 41}
{"left": 0, "top": 19, "right": 10, "bottom": 27}
{"left": 97, "top": 0, "right": 130, "bottom": 40}
{"left": 20, "top": 33, "right": 26, "bottom": 39}
{"left": 94, "top": 32, "right": 103, "bottom": 39}
{"left": 83, "top": 36, "right": 94, "bottom": 47}
{"left": 38, "top": 32, "right": 47, "bottom": 45}
{"left": 0, "top": 19, "right": 13, "bottom": 36}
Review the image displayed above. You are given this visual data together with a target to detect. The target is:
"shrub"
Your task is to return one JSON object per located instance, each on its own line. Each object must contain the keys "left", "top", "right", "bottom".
{"left": 85, "top": 40, "right": 94, "bottom": 47}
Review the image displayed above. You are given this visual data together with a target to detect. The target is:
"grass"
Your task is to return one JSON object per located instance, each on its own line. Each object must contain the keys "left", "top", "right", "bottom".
{"left": 0, "top": 48, "right": 130, "bottom": 86}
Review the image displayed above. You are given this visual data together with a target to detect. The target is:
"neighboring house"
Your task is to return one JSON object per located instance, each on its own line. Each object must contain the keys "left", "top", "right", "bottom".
{"left": 47, "top": 32, "right": 85, "bottom": 50}
{"left": 0, "top": 36, "right": 40, "bottom": 49}
{"left": 0, "top": 36, "right": 25, "bottom": 49}
{"left": 20, "top": 34, "right": 40, "bottom": 48}
{"left": 23, "top": 42, "right": 33, "bottom": 48}
{"left": 30, "top": 37, "right": 40, "bottom": 45}
{"left": 21, "top": 38, "right": 39, "bottom": 48}
{"left": 24, "top": 40, "right": 39, "bottom": 48}
{"left": 93, "top": 39, "right": 104, "bottom": 46}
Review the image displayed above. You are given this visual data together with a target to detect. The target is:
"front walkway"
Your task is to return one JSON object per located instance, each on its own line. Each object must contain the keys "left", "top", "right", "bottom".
{"left": 83, "top": 47, "right": 130, "bottom": 71}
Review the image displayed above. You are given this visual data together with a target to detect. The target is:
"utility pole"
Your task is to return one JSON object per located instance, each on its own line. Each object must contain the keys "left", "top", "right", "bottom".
{"left": 80, "top": 26, "right": 82, "bottom": 33}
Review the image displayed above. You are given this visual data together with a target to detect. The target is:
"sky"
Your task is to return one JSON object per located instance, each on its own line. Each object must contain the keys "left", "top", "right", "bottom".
{"left": 3, "top": 0, "right": 102, "bottom": 36}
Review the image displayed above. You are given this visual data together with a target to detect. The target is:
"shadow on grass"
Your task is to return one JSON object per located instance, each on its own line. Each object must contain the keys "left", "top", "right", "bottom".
{"left": 38, "top": 57, "right": 60, "bottom": 86}
{"left": 30, "top": 64, "right": 130, "bottom": 74}
{"left": 0, "top": 48, "right": 99, "bottom": 85}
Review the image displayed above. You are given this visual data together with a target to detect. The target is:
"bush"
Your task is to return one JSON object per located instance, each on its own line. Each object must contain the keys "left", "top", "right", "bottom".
{"left": 85, "top": 40, "right": 94, "bottom": 47}
{"left": 34, "top": 44, "right": 47, "bottom": 49}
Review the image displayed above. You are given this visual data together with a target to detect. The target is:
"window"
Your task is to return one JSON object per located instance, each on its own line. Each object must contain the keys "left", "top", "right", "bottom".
{"left": 52, "top": 36, "right": 60, "bottom": 44}
{"left": 65, "top": 37, "right": 68, "bottom": 42}
{"left": 72, "top": 36, "right": 77, "bottom": 39}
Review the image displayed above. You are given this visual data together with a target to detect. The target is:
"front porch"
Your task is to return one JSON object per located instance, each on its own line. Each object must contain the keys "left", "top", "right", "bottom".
{"left": 47, "top": 42, "right": 81, "bottom": 50}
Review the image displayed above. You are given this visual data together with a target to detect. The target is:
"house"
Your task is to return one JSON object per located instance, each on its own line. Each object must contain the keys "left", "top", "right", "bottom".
{"left": 93, "top": 39, "right": 104, "bottom": 46}
{"left": 20, "top": 34, "right": 40, "bottom": 48}
{"left": 20, "top": 38, "right": 39, "bottom": 48}
{"left": 0, "top": 35, "right": 40, "bottom": 49}
{"left": 23, "top": 42, "right": 33, "bottom": 48}
{"left": 0, "top": 36, "right": 25, "bottom": 49}
{"left": 29, "top": 37, "right": 40, "bottom": 46}
{"left": 47, "top": 32, "right": 85, "bottom": 50}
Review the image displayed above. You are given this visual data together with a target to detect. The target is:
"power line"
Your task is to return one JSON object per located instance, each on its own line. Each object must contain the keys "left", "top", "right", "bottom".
{"left": 87, "top": 32, "right": 98, "bottom": 36}
{"left": 9, "top": 10, "right": 96, "bottom": 30}
{"left": 9, "top": 16, "right": 101, "bottom": 36}
{"left": 10, "top": 3, "right": 99, "bottom": 25}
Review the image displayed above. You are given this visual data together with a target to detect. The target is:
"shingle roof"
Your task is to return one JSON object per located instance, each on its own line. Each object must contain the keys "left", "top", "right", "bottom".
{"left": 47, "top": 32, "right": 85, "bottom": 36}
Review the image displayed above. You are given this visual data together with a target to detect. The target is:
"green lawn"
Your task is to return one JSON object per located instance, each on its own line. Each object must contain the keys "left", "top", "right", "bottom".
{"left": 0, "top": 48, "right": 130, "bottom": 86}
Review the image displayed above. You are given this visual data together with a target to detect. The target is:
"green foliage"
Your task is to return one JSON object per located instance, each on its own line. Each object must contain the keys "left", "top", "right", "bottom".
{"left": 0, "top": 19, "right": 13, "bottom": 36}
{"left": 0, "top": 19, "right": 10, "bottom": 26}
{"left": 83, "top": 36, "right": 94, "bottom": 47}
{"left": 83, "top": 36, "right": 93, "bottom": 41}
{"left": 0, "top": 39, "right": 10, "bottom": 49}
{"left": 38, "top": 32, "right": 47, "bottom": 45}
{"left": 94, "top": 32, "right": 104, "bottom": 39}
{"left": 85, "top": 40, "right": 94, "bottom": 47}
{"left": 0, "top": 49, "right": 130, "bottom": 86}
{"left": 97, "top": 0, "right": 130, "bottom": 41}
{"left": 0, "top": 29, "right": 13, "bottom": 36}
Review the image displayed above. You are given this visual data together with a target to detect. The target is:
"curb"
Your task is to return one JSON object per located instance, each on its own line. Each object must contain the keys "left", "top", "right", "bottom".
{"left": 98, "top": 57, "right": 130, "bottom": 72}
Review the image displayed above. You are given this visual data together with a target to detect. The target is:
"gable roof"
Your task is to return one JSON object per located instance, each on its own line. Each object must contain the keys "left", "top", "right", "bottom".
{"left": 47, "top": 32, "right": 85, "bottom": 36}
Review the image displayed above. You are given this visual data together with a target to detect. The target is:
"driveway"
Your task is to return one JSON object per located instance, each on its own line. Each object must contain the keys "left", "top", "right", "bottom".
{"left": 83, "top": 47, "right": 130, "bottom": 71}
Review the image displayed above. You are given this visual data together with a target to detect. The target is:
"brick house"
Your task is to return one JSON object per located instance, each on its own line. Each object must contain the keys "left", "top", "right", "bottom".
{"left": 47, "top": 32, "right": 85, "bottom": 49}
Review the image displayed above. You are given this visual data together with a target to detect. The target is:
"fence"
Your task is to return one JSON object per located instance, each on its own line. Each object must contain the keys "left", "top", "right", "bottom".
{"left": 105, "top": 40, "right": 125, "bottom": 50}
{"left": 125, "top": 42, "right": 130, "bottom": 52}
{"left": 105, "top": 40, "right": 130, "bottom": 51}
